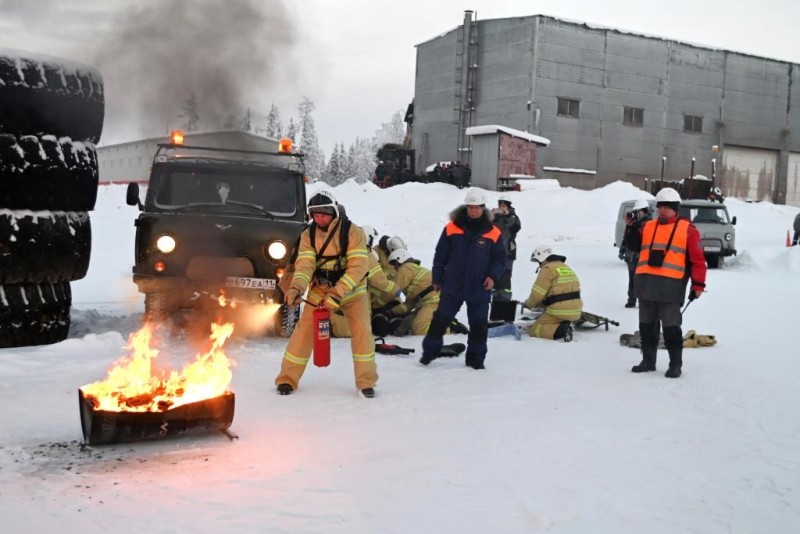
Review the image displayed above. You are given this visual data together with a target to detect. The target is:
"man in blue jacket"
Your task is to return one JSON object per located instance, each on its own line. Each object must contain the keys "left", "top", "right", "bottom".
{"left": 420, "top": 188, "right": 507, "bottom": 369}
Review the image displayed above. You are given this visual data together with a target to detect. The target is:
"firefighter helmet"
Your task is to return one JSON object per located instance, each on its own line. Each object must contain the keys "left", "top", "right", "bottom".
{"left": 361, "top": 225, "right": 378, "bottom": 248}
{"left": 530, "top": 245, "right": 553, "bottom": 264}
{"left": 387, "top": 236, "right": 407, "bottom": 253}
{"left": 388, "top": 248, "right": 412, "bottom": 265}
{"left": 307, "top": 190, "right": 338, "bottom": 217}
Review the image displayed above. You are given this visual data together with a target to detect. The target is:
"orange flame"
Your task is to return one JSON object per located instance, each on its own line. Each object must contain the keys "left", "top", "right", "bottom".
{"left": 80, "top": 321, "right": 235, "bottom": 413}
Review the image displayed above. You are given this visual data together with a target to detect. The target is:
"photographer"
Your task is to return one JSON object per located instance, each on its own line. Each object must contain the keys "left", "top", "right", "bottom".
{"left": 621, "top": 199, "right": 652, "bottom": 308}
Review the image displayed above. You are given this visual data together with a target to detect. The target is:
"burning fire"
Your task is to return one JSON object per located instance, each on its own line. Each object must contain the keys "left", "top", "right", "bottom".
{"left": 80, "top": 321, "right": 235, "bottom": 413}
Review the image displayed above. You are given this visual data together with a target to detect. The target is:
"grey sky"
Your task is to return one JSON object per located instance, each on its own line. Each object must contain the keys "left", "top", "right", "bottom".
{"left": 1, "top": 0, "right": 798, "bottom": 154}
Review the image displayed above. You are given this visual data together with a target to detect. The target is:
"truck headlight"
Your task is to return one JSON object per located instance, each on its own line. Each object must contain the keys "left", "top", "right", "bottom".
{"left": 724, "top": 233, "right": 732, "bottom": 242}
{"left": 156, "top": 235, "right": 176, "bottom": 253}
{"left": 267, "top": 241, "right": 287, "bottom": 260}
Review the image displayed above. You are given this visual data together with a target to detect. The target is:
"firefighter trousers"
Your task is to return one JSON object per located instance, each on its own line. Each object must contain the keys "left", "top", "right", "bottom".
{"left": 275, "top": 291, "right": 377, "bottom": 391}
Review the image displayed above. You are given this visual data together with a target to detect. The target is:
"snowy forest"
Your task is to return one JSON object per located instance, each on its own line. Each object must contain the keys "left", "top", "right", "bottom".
{"left": 177, "top": 94, "right": 406, "bottom": 185}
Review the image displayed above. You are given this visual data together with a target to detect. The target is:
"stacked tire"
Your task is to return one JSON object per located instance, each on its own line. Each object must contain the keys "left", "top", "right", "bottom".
{"left": 1, "top": 48, "right": 104, "bottom": 348}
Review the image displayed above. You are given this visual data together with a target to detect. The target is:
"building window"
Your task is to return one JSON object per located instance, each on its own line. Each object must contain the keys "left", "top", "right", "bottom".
{"left": 623, "top": 107, "right": 644, "bottom": 126}
{"left": 557, "top": 97, "right": 580, "bottom": 118}
{"left": 684, "top": 114, "right": 702, "bottom": 133}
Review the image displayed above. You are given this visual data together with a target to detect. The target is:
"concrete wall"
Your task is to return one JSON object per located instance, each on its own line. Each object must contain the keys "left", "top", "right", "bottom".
{"left": 412, "top": 14, "right": 800, "bottom": 200}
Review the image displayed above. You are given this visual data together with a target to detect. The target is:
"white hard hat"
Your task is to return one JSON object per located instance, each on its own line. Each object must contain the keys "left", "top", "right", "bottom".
{"left": 386, "top": 236, "right": 407, "bottom": 253}
{"left": 388, "top": 248, "right": 412, "bottom": 264}
{"left": 361, "top": 225, "right": 378, "bottom": 248}
{"left": 464, "top": 187, "right": 487, "bottom": 206}
{"left": 498, "top": 194, "right": 512, "bottom": 205}
{"left": 530, "top": 245, "right": 553, "bottom": 264}
{"left": 632, "top": 199, "right": 650, "bottom": 211}
{"left": 655, "top": 187, "right": 681, "bottom": 203}
{"left": 307, "top": 189, "right": 338, "bottom": 217}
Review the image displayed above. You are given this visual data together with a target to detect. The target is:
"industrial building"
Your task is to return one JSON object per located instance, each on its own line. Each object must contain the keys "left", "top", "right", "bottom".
{"left": 411, "top": 12, "right": 800, "bottom": 204}
{"left": 97, "top": 131, "right": 279, "bottom": 184}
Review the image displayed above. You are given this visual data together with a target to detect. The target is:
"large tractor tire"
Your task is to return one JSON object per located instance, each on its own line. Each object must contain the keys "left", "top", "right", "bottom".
{"left": 0, "top": 133, "right": 98, "bottom": 211}
{"left": 0, "top": 281, "right": 71, "bottom": 348}
{"left": 0, "top": 211, "right": 91, "bottom": 284}
{"left": 0, "top": 48, "right": 104, "bottom": 143}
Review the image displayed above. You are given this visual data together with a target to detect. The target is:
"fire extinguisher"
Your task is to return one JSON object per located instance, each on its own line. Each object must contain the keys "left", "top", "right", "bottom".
{"left": 313, "top": 305, "right": 331, "bottom": 367}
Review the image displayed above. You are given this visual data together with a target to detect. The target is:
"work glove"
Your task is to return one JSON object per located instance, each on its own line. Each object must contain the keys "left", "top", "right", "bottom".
{"left": 395, "top": 290, "right": 406, "bottom": 303}
{"left": 323, "top": 294, "right": 341, "bottom": 311}
{"left": 688, "top": 290, "right": 699, "bottom": 302}
{"left": 284, "top": 288, "right": 301, "bottom": 306}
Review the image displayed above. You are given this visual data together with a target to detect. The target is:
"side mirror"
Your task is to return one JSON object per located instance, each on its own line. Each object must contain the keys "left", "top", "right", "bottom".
{"left": 731, "top": 215, "right": 737, "bottom": 225}
{"left": 126, "top": 183, "right": 143, "bottom": 210}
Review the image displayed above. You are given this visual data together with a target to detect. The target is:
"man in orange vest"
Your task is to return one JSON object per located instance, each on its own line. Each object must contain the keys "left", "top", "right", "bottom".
{"left": 631, "top": 187, "right": 707, "bottom": 378}
{"left": 420, "top": 188, "right": 507, "bottom": 369}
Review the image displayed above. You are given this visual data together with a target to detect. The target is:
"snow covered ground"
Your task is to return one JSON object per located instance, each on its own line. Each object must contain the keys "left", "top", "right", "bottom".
{"left": 2, "top": 181, "right": 800, "bottom": 533}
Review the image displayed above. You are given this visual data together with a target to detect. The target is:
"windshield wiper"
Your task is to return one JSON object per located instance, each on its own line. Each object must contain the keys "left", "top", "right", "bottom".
{"left": 223, "top": 201, "right": 276, "bottom": 219}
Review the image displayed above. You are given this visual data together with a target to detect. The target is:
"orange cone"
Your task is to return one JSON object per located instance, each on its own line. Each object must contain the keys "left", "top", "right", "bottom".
{"left": 788, "top": 230, "right": 792, "bottom": 247}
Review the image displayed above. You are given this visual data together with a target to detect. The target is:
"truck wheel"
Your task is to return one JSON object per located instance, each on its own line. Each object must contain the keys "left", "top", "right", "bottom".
{"left": 0, "top": 281, "right": 71, "bottom": 348}
{"left": 706, "top": 256, "right": 721, "bottom": 269}
{"left": 0, "top": 51, "right": 104, "bottom": 143}
{"left": 0, "top": 211, "right": 91, "bottom": 284}
{"left": 0, "top": 133, "right": 98, "bottom": 211}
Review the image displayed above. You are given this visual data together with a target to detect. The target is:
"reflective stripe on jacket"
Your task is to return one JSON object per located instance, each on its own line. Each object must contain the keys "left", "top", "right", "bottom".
{"left": 524, "top": 259, "right": 583, "bottom": 320}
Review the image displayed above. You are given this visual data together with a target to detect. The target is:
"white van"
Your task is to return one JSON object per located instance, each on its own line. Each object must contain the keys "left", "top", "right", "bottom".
{"left": 614, "top": 199, "right": 736, "bottom": 268}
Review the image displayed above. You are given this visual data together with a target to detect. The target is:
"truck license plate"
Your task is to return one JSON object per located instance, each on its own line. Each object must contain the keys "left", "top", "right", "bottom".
{"left": 225, "top": 277, "right": 275, "bottom": 290}
{"left": 703, "top": 246, "right": 721, "bottom": 252}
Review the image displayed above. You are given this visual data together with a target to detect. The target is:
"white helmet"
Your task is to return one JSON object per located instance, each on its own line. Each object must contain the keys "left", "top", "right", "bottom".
{"left": 632, "top": 199, "right": 650, "bottom": 211}
{"left": 307, "top": 189, "right": 338, "bottom": 217}
{"left": 464, "top": 187, "right": 487, "bottom": 206}
{"left": 388, "top": 248, "right": 412, "bottom": 265}
{"left": 386, "top": 236, "right": 407, "bottom": 253}
{"left": 361, "top": 225, "right": 378, "bottom": 248}
{"left": 655, "top": 187, "right": 681, "bottom": 203}
{"left": 498, "top": 194, "right": 512, "bottom": 206}
{"left": 530, "top": 245, "right": 553, "bottom": 264}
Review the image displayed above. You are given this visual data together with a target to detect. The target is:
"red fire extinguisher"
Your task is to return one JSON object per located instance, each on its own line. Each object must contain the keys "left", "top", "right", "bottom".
{"left": 313, "top": 305, "right": 331, "bottom": 367}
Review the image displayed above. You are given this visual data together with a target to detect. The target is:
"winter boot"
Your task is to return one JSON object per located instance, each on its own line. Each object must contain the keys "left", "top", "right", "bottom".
{"left": 632, "top": 322, "right": 658, "bottom": 372}
{"left": 361, "top": 387, "right": 376, "bottom": 398}
{"left": 625, "top": 298, "right": 636, "bottom": 308}
{"left": 553, "top": 321, "right": 574, "bottom": 342}
{"left": 276, "top": 383, "right": 294, "bottom": 395}
{"left": 465, "top": 354, "right": 485, "bottom": 370}
{"left": 663, "top": 326, "right": 684, "bottom": 378}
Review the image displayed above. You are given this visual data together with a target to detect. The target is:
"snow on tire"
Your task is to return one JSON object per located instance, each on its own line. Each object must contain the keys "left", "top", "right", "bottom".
{"left": 0, "top": 48, "right": 104, "bottom": 143}
{"left": 0, "top": 210, "right": 91, "bottom": 284}
{"left": 0, "top": 281, "right": 71, "bottom": 348}
{"left": 0, "top": 133, "right": 98, "bottom": 211}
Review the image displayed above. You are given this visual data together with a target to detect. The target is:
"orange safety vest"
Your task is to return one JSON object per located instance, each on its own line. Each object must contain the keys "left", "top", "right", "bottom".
{"left": 445, "top": 221, "right": 502, "bottom": 243}
{"left": 636, "top": 219, "right": 690, "bottom": 280}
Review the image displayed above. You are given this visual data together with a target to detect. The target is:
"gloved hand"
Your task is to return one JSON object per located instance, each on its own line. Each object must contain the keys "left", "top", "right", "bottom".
{"left": 688, "top": 289, "right": 700, "bottom": 301}
{"left": 323, "top": 294, "right": 341, "bottom": 311}
{"left": 284, "top": 288, "right": 301, "bottom": 306}
{"left": 395, "top": 290, "right": 406, "bottom": 303}
{"left": 432, "top": 284, "right": 441, "bottom": 292}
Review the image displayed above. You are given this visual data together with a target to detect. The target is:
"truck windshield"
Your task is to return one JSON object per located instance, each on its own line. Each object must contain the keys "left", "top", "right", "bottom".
{"left": 680, "top": 206, "right": 729, "bottom": 224}
{"left": 151, "top": 169, "right": 299, "bottom": 216}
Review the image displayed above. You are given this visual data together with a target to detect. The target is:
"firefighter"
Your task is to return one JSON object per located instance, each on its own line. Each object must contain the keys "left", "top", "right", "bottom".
{"left": 382, "top": 248, "right": 440, "bottom": 335}
{"left": 275, "top": 190, "right": 378, "bottom": 397}
{"left": 524, "top": 245, "right": 583, "bottom": 341}
{"left": 331, "top": 225, "right": 405, "bottom": 338}
{"left": 420, "top": 188, "right": 506, "bottom": 369}
{"left": 631, "top": 187, "right": 707, "bottom": 378}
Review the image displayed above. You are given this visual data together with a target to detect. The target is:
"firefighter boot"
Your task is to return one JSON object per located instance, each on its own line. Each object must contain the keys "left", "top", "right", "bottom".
{"left": 663, "top": 326, "right": 683, "bottom": 378}
{"left": 631, "top": 322, "right": 657, "bottom": 372}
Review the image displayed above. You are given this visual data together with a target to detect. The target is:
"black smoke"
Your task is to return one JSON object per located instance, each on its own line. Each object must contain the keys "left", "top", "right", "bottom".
{"left": 91, "top": 0, "right": 298, "bottom": 139}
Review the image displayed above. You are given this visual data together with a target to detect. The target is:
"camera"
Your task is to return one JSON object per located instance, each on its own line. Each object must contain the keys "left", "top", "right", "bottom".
{"left": 625, "top": 211, "right": 638, "bottom": 221}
